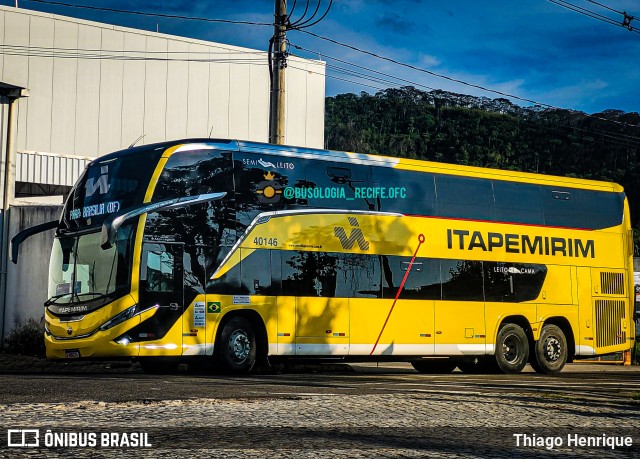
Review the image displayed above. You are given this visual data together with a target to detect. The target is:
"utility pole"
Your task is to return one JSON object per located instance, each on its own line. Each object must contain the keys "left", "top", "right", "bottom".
{"left": 269, "top": 0, "right": 287, "bottom": 145}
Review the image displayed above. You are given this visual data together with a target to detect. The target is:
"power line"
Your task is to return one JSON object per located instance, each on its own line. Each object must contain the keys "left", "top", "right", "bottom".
{"left": 22, "top": 0, "right": 273, "bottom": 26}
{"left": 547, "top": 0, "right": 640, "bottom": 35}
{"left": 291, "top": 44, "right": 437, "bottom": 92}
{"left": 288, "top": 63, "right": 390, "bottom": 91}
{"left": 0, "top": 43, "right": 267, "bottom": 57}
{"left": 295, "top": 29, "right": 555, "bottom": 107}
{"left": 325, "top": 63, "right": 406, "bottom": 89}
{"left": 584, "top": 0, "right": 623, "bottom": 15}
{"left": 548, "top": 0, "right": 622, "bottom": 27}
{"left": 0, "top": 45, "right": 268, "bottom": 64}
{"left": 290, "top": 0, "right": 333, "bottom": 29}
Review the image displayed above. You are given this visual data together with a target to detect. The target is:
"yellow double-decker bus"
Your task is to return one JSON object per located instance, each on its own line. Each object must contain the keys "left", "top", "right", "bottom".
{"left": 12, "top": 139, "right": 635, "bottom": 374}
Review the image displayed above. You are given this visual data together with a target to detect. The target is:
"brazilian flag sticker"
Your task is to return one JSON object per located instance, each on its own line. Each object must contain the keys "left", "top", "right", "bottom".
{"left": 207, "top": 302, "right": 221, "bottom": 314}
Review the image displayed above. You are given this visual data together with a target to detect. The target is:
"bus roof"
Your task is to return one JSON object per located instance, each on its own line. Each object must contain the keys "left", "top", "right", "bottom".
{"left": 236, "top": 140, "right": 623, "bottom": 193}
{"left": 92, "top": 138, "right": 623, "bottom": 193}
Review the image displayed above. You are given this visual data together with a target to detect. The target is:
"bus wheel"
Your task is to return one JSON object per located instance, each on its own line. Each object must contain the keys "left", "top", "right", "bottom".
{"left": 531, "top": 325, "right": 568, "bottom": 374}
{"left": 495, "top": 324, "right": 529, "bottom": 374}
{"left": 411, "top": 359, "right": 457, "bottom": 374}
{"left": 218, "top": 316, "right": 257, "bottom": 374}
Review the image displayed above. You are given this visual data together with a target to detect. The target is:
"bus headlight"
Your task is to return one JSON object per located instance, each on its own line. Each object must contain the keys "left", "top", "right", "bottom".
{"left": 100, "top": 305, "right": 138, "bottom": 331}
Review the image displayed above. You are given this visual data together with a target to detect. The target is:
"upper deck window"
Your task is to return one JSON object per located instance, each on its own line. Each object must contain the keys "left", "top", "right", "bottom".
{"left": 62, "top": 145, "right": 164, "bottom": 231}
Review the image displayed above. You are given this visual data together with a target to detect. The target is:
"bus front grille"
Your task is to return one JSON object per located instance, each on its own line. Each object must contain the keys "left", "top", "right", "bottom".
{"left": 595, "top": 300, "right": 626, "bottom": 348}
{"left": 600, "top": 272, "right": 625, "bottom": 295}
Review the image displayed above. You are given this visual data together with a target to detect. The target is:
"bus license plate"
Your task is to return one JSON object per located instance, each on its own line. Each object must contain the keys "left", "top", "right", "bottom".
{"left": 64, "top": 349, "right": 80, "bottom": 359}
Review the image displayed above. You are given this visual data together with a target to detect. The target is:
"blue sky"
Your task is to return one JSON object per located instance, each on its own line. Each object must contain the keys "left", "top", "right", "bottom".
{"left": 6, "top": 0, "right": 640, "bottom": 114}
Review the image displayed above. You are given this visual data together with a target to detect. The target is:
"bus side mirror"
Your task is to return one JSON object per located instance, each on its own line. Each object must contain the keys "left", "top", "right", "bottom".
{"left": 10, "top": 220, "right": 58, "bottom": 264}
{"left": 100, "top": 192, "right": 226, "bottom": 250}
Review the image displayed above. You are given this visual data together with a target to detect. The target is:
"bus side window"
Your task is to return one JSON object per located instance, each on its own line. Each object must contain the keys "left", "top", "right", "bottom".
{"left": 381, "top": 256, "right": 441, "bottom": 300}
{"left": 484, "top": 262, "right": 547, "bottom": 302}
{"left": 233, "top": 153, "right": 307, "bottom": 231}
{"left": 483, "top": 262, "right": 514, "bottom": 302}
{"left": 483, "top": 261, "right": 547, "bottom": 303}
{"left": 543, "top": 187, "right": 623, "bottom": 229}
{"left": 335, "top": 254, "right": 382, "bottom": 298}
{"left": 370, "top": 169, "right": 436, "bottom": 215}
{"left": 269, "top": 250, "right": 282, "bottom": 296}
{"left": 493, "top": 181, "right": 543, "bottom": 225}
{"left": 441, "top": 260, "right": 484, "bottom": 301}
{"left": 206, "top": 251, "right": 243, "bottom": 295}
{"left": 145, "top": 250, "right": 175, "bottom": 293}
{"left": 281, "top": 251, "right": 338, "bottom": 297}
{"left": 436, "top": 175, "right": 494, "bottom": 221}
{"left": 304, "top": 162, "right": 372, "bottom": 211}
{"left": 240, "top": 248, "right": 273, "bottom": 295}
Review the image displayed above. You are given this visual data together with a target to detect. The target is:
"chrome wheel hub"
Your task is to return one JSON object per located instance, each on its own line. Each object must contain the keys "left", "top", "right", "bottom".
{"left": 544, "top": 337, "right": 561, "bottom": 362}
{"left": 229, "top": 329, "right": 250, "bottom": 363}
{"left": 502, "top": 335, "right": 519, "bottom": 363}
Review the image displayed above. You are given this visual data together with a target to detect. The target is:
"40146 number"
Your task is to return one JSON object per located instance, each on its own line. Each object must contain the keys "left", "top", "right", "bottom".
{"left": 253, "top": 237, "right": 278, "bottom": 247}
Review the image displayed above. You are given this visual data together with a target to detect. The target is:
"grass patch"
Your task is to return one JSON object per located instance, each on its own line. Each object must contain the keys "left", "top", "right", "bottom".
{"left": 4, "top": 317, "right": 45, "bottom": 357}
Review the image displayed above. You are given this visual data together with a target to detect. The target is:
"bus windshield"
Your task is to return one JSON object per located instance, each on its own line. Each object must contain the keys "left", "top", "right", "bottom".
{"left": 47, "top": 224, "right": 135, "bottom": 306}
{"left": 61, "top": 145, "right": 164, "bottom": 231}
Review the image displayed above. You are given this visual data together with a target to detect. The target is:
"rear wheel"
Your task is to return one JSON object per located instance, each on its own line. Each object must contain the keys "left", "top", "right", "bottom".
{"left": 411, "top": 358, "right": 457, "bottom": 374}
{"left": 531, "top": 324, "right": 568, "bottom": 374}
{"left": 495, "top": 324, "right": 529, "bottom": 374}
{"left": 217, "top": 316, "right": 257, "bottom": 374}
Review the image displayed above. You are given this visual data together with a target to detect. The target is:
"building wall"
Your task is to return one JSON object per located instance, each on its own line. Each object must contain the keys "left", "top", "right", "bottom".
{"left": 0, "top": 5, "right": 325, "bottom": 164}
{"left": 4, "top": 205, "right": 61, "bottom": 339}
{"left": 0, "top": 101, "right": 8, "bottom": 209}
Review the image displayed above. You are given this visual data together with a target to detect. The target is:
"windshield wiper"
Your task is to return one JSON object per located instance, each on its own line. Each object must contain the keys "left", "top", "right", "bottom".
{"left": 44, "top": 293, "right": 73, "bottom": 306}
{"left": 45, "top": 291, "right": 109, "bottom": 306}
{"left": 73, "top": 292, "right": 110, "bottom": 302}
{"left": 73, "top": 292, "right": 108, "bottom": 303}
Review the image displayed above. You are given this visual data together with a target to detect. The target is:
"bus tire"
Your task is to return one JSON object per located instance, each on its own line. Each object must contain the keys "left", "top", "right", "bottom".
{"left": 217, "top": 316, "right": 257, "bottom": 374}
{"left": 495, "top": 323, "right": 529, "bottom": 374}
{"left": 531, "top": 324, "right": 568, "bottom": 374}
{"left": 411, "top": 359, "right": 457, "bottom": 374}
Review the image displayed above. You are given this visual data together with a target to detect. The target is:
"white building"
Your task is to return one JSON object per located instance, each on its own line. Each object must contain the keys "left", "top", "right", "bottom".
{"left": 0, "top": 5, "right": 326, "bottom": 341}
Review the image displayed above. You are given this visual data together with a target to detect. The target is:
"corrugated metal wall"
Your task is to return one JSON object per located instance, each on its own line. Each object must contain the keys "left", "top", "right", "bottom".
{"left": 0, "top": 6, "right": 326, "bottom": 175}
{"left": 4, "top": 205, "right": 62, "bottom": 340}
{"left": 16, "top": 151, "right": 90, "bottom": 186}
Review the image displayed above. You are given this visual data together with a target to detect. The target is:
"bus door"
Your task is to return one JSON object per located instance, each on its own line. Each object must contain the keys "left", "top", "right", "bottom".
{"left": 279, "top": 251, "right": 349, "bottom": 355}
{"left": 294, "top": 296, "right": 350, "bottom": 355}
{"left": 139, "top": 242, "right": 185, "bottom": 356}
{"left": 371, "top": 256, "right": 435, "bottom": 356}
{"left": 181, "top": 246, "right": 210, "bottom": 356}
{"left": 435, "top": 260, "right": 486, "bottom": 356}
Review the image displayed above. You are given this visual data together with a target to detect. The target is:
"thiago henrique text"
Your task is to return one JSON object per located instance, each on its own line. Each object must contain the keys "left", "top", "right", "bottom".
{"left": 513, "top": 433, "right": 633, "bottom": 450}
